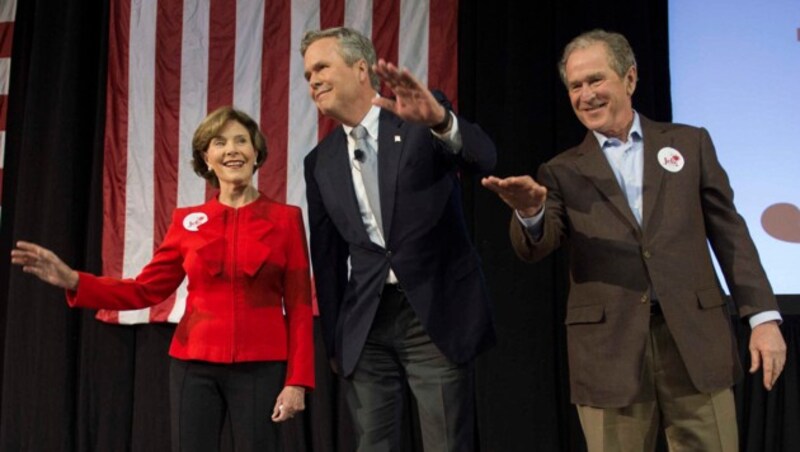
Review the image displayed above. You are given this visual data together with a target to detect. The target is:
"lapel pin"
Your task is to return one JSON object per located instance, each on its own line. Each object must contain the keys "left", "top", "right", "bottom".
{"left": 394, "top": 135, "right": 401, "bottom": 143}
{"left": 657, "top": 147, "right": 685, "bottom": 173}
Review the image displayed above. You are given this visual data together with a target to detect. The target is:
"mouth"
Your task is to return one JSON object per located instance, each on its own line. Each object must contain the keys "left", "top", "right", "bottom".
{"left": 223, "top": 160, "right": 246, "bottom": 169}
{"left": 581, "top": 101, "right": 607, "bottom": 113}
{"left": 315, "top": 88, "right": 331, "bottom": 102}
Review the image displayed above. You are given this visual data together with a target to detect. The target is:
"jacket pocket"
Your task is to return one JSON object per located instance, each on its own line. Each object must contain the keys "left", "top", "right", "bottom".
{"left": 564, "top": 304, "right": 605, "bottom": 325}
{"left": 696, "top": 287, "right": 725, "bottom": 310}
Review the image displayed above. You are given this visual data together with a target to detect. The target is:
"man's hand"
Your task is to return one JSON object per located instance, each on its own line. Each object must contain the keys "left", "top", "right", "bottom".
{"left": 749, "top": 320, "right": 787, "bottom": 390}
{"left": 481, "top": 175, "right": 547, "bottom": 218}
{"left": 271, "top": 385, "right": 306, "bottom": 422}
{"left": 371, "top": 59, "right": 447, "bottom": 128}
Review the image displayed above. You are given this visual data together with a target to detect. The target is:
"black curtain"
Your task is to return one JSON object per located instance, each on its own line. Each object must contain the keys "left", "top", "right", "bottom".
{"left": 1, "top": 0, "right": 797, "bottom": 451}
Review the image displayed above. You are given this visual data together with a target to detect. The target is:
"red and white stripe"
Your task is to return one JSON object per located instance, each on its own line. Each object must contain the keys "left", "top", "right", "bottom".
{"left": 0, "top": 0, "right": 17, "bottom": 217}
{"left": 99, "top": 0, "right": 458, "bottom": 324}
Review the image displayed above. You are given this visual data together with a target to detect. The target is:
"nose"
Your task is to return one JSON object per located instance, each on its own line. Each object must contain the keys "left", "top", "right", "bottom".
{"left": 579, "top": 85, "right": 596, "bottom": 103}
{"left": 308, "top": 71, "right": 320, "bottom": 88}
{"left": 223, "top": 142, "right": 238, "bottom": 155}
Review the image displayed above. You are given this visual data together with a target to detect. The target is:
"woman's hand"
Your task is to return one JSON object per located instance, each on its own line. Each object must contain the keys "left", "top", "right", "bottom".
{"left": 271, "top": 385, "right": 306, "bottom": 422}
{"left": 10, "top": 241, "right": 79, "bottom": 290}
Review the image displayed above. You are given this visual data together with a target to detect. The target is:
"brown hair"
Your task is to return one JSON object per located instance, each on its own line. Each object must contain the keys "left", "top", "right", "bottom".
{"left": 191, "top": 106, "right": 268, "bottom": 188}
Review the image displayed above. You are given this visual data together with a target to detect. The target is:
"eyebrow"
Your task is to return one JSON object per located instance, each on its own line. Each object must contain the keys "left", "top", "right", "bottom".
{"left": 212, "top": 133, "right": 248, "bottom": 140}
{"left": 304, "top": 61, "right": 326, "bottom": 81}
{"left": 569, "top": 72, "right": 604, "bottom": 86}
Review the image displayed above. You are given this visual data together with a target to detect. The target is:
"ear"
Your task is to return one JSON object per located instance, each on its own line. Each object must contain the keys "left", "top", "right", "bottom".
{"left": 625, "top": 66, "right": 638, "bottom": 96}
{"left": 356, "top": 59, "right": 369, "bottom": 83}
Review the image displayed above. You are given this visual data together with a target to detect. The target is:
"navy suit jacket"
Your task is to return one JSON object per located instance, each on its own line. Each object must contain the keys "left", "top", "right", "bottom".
{"left": 304, "top": 106, "right": 497, "bottom": 376}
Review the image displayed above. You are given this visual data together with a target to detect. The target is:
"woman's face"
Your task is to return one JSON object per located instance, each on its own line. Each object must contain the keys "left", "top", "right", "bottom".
{"left": 204, "top": 120, "right": 257, "bottom": 189}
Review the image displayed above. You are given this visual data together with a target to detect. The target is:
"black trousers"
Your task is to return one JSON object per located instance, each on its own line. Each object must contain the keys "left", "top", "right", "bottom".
{"left": 169, "top": 358, "right": 286, "bottom": 452}
{"left": 346, "top": 284, "right": 475, "bottom": 452}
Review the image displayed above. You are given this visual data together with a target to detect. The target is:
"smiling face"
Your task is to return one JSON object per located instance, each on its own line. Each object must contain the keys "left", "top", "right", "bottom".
{"left": 203, "top": 120, "right": 257, "bottom": 190}
{"left": 303, "top": 36, "right": 374, "bottom": 126}
{"left": 564, "top": 42, "right": 637, "bottom": 140}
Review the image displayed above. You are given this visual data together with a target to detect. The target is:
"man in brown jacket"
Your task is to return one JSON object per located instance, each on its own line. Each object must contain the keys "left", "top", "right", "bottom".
{"left": 483, "top": 30, "right": 786, "bottom": 451}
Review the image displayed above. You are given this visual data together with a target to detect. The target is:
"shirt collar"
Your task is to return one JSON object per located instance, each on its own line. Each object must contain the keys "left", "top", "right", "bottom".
{"left": 342, "top": 102, "right": 381, "bottom": 141}
{"left": 592, "top": 111, "right": 643, "bottom": 148}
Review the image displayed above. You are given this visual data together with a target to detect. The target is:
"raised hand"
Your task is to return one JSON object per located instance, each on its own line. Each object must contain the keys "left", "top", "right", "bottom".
{"left": 10, "top": 241, "right": 79, "bottom": 290}
{"left": 481, "top": 175, "right": 548, "bottom": 218}
{"left": 371, "top": 59, "right": 448, "bottom": 128}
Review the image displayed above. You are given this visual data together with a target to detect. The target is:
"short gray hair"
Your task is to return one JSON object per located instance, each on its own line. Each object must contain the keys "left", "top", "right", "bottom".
{"left": 300, "top": 26, "right": 380, "bottom": 91}
{"left": 558, "top": 29, "right": 637, "bottom": 86}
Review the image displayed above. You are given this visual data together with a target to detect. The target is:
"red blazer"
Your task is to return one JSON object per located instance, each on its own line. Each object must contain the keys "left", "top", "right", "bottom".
{"left": 67, "top": 194, "right": 315, "bottom": 389}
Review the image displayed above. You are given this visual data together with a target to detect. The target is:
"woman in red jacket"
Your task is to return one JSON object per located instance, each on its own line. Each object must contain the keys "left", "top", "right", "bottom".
{"left": 11, "top": 106, "right": 314, "bottom": 452}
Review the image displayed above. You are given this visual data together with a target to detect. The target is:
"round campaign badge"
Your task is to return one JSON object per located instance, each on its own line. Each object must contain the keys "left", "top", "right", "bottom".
{"left": 183, "top": 212, "right": 208, "bottom": 231}
{"left": 657, "top": 147, "right": 685, "bottom": 173}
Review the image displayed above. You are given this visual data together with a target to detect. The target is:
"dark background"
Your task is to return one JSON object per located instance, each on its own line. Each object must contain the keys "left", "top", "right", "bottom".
{"left": 0, "top": 0, "right": 797, "bottom": 450}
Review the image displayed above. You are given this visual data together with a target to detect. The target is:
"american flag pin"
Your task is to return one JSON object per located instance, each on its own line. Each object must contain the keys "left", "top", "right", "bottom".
{"left": 394, "top": 135, "right": 401, "bottom": 142}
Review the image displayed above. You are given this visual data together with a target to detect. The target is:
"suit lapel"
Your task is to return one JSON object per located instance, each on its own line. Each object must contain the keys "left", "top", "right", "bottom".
{"left": 640, "top": 116, "right": 668, "bottom": 233}
{"left": 377, "top": 109, "right": 405, "bottom": 243}
{"left": 574, "top": 132, "right": 641, "bottom": 232}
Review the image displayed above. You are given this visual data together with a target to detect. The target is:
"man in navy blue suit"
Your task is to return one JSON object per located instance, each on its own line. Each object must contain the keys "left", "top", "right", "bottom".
{"left": 302, "top": 27, "right": 496, "bottom": 451}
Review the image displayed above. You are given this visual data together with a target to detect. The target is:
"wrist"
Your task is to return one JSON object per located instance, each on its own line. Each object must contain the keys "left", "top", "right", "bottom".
{"left": 518, "top": 206, "right": 543, "bottom": 218}
{"left": 431, "top": 110, "right": 452, "bottom": 134}
{"left": 68, "top": 271, "right": 80, "bottom": 291}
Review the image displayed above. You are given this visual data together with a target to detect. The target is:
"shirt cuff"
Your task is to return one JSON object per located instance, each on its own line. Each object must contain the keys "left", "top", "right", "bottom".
{"left": 430, "top": 111, "right": 462, "bottom": 153}
{"left": 748, "top": 310, "right": 782, "bottom": 329}
{"left": 515, "top": 206, "right": 545, "bottom": 239}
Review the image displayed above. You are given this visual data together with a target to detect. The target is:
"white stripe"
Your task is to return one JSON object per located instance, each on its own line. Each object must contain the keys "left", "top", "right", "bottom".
{"left": 344, "top": 0, "right": 373, "bottom": 37}
{"left": 169, "top": 279, "right": 188, "bottom": 323}
{"left": 0, "top": 0, "right": 17, "bottom": 22}
{"left": 178, "top": 0, "right": 209, "bottom": 209}
{"left": 0, "top": 57, "right": 10, "bottom": 95}
{"left": 288, "top": 0, "right": 319, "bottom": 212}
{"left": 399, "top": 0, "right": 428, "bottom": 85}
{"left": 171, "top": 0, "right": 212, "bottom": 322}
{"left": 234, "top": 0, "right": 264, "bottom": 122}
{"left": 0, "top": 131, "right": 5, "bottom": 167}
{"left": 120, "top": 0, "right": 159, "bottom": 324}
{"left": 234, "top": 0, "right": 265, "bottom": 190}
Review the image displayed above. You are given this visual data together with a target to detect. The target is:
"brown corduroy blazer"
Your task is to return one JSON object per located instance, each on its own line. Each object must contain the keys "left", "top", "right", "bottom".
{"left": 511, "top": 115, "right": 778, "bottom": 407}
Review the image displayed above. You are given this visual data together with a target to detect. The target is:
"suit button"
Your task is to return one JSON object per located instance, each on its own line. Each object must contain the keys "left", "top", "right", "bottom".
{"left": 643, "top": 250, "right": 652, "bottom": 259}
{"left": 386, "top": 250, "right": 392, "bottom": 258}
{"left": 640, "top": 294, "right": 648, "bottom": 304}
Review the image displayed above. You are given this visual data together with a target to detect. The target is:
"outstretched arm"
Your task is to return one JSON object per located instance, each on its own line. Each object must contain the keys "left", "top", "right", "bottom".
{"left": 11, "top": 241, "right": 79, "bottom": 290}
{"left": 481, "top": 175, "right": 548, "bottom": 218}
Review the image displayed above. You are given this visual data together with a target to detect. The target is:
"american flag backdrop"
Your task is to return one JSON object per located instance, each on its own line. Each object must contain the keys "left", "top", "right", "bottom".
{"left": 0, "top": 0, "right": 17, "bottom": 219}
{"left": 98, "top": 0, "right": 459, "bottom": 324}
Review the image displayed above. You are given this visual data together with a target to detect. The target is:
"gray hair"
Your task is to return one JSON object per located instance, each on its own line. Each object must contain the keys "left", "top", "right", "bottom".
{"left": 300, "top": 26, "right": 381, "bottom": 91}
{"left": 558, "top": 29, "right": 638, "bottom": 86}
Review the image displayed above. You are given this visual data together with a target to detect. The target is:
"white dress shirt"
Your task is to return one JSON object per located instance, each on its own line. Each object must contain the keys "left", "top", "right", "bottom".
{"left": 343, "top": 104, "right": 462, "bottom": 284}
